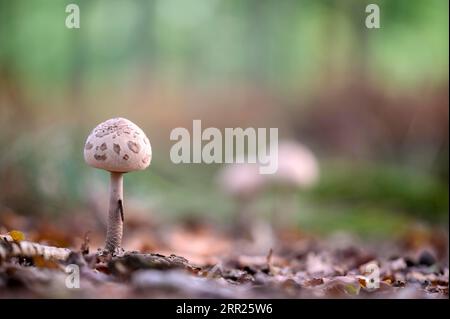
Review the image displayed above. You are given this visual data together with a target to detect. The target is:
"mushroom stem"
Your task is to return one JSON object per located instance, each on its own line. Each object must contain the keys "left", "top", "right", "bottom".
{"left": 105, "top": 172, "right": 124, "bottom": 253}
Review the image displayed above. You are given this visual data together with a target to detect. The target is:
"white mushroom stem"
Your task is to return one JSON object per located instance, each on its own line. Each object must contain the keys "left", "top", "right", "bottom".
{"left": 0, "top": 235, "right": 71, "bottom": 261}
{"left": 105, "top": 171, "right": 124, "bottom": 253}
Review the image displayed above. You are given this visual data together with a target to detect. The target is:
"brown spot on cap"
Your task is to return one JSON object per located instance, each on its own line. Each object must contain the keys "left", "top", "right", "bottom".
{"left": 100, "top": 143, "right": 107, "bottom": 151}
{"left": 94, "top": 154, "right": 107, "bottom": 161}
{"left": 85, "top": 142, "right": 93, "bottom": 150}
{"left": 96, "top": 130, "right": 110, "bottom": 138}
{"left": 113, "top": 144, "right": 121, "bottom": 155}
{"left": 127, "top": 141, "right": 140, "bottom": 154}
{"left": 142, "top": 154, "right": 150, "bottom": 164}
{"left": 123, "top": 154, "right": 129, "bottom": 160}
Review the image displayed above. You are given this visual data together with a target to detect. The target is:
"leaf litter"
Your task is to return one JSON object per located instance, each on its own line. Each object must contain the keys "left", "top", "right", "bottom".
{"left": 0, "top": 214, "right": 448, "bottom": 299}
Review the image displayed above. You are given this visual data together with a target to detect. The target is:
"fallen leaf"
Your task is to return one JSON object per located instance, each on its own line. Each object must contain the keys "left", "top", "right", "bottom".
{"left": 8, "top": 230, "right": 25, "bottom": 242}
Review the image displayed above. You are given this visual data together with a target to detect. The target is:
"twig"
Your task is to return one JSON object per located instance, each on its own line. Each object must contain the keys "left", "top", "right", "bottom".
{"left": 0, "top": 235, "right": 71, "bottom": 262}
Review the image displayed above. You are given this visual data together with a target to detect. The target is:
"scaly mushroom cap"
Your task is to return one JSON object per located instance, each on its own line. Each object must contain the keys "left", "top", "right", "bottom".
{"left": 84, "top": 117, "right": 152, "bottom": 173}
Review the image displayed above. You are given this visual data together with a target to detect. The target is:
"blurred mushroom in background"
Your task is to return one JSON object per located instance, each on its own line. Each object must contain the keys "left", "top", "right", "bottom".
{"left": 218, "top": 161, "right": 274, "bottom": 253}
{"left": 217, "top": 140, "right": 320, "bottom": 250}
{"left": 218, "top": 160, "right": 263, "bottom": 238}
{"left": 268, "top": 140, "right": 320, "bottom": 229}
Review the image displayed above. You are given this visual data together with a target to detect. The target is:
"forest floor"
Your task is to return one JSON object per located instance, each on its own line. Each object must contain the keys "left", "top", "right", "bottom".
{"left": 0, "top": 212, "right": 448, "bottom": 299}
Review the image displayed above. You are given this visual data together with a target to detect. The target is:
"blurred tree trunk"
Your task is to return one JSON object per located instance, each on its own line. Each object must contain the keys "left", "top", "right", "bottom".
{"left": 0, "top": 1, "right": 31, "bottom": 130}
{"left": 69, "top": 0, "right": 88, "bottom": 122}
{"left": 134, "top": 0, "right": 157, "bottom": 81}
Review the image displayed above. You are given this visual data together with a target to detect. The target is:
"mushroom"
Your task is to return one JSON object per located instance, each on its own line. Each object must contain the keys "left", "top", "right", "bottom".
{"left": 84, "top": 117, "right": 152, "bottom": 254}
{"left": 267, "top": 140, "right": 320, "bottom": 228}
{"left": 219, "top": 162, "right": 264, "bottom": 202}
{"left": 270, "top": 141, "right": 319, "bottom": 188}
{"left": 218, "top": 140, "right": 319, "bottom": 240}
{"left": 218, "top": 162, "right": 264, "bottom": 240}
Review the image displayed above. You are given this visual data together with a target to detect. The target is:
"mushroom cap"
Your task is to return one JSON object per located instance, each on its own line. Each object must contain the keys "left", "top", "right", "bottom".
{"left": 218, "top": 162, "right": 264, "bottom": 198}
{"left": 84, "top": 117, "right": 152, "bottom": 173}
{"left": 218, "top": 141, "right": 320, "bottom": 198}
{"left": 270, "top": 141, "right": 319, "bottom": 188}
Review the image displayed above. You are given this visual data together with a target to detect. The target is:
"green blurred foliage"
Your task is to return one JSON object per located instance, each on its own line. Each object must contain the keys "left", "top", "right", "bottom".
{"left": 0, "top": 0, "right": 447, "bottom": 90}
{"left": 312, "top": 161, "right": 449, "bottom": 220}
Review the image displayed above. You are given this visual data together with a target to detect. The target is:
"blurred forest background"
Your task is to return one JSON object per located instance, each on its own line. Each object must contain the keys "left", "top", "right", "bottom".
{"left": 0, "top": 0, "right": 448, "bottom": 246}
